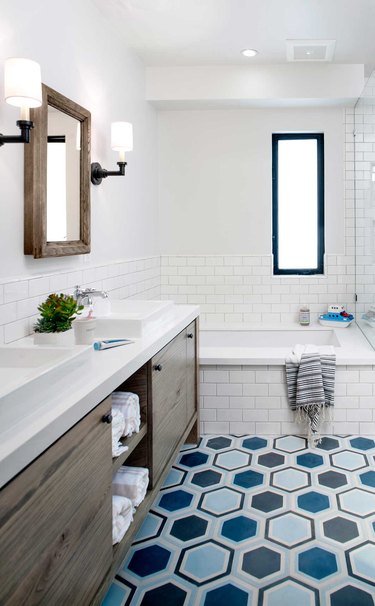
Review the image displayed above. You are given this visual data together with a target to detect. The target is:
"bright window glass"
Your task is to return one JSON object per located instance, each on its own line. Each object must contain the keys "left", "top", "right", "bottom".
{"left": 273, "top": 134, "right": 324, "bottom": 275}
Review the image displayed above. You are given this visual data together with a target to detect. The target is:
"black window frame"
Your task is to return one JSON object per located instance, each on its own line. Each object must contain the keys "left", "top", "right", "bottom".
{"left": 272, "top": 132, "right": 325, "bottom": 275}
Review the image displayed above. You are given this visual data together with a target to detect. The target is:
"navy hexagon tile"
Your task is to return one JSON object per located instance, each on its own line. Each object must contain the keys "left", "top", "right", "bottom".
{"left": 102, "top": 434, "right": 375, "bottom": 605}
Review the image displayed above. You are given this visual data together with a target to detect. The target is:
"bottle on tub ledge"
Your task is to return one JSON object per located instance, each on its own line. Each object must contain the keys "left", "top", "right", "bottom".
{"left": 299, "top": 305, "right": 310, "bottom": 326}
{"left": 319, "top": 304, "right": 354, "bottom": 328}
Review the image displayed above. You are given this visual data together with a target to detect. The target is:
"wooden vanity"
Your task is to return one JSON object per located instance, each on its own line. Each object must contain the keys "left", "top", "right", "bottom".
{"left": 0, "top": 319, "right": 199, "bottom": 605}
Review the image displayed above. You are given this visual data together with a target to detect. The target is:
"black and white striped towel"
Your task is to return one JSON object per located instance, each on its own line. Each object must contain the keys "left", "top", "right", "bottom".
{"left": 286, "top": 345, "right": 336, "bottom": 444}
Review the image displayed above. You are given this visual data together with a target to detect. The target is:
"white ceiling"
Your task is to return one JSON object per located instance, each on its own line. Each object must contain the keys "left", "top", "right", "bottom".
{"left": 93, "top": 0, "right": 375, "bottom": 72}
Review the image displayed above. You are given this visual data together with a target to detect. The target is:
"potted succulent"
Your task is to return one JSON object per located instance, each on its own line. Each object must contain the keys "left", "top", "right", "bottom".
{"left": 34, "top": 293, "right": 84, "bottom": 345}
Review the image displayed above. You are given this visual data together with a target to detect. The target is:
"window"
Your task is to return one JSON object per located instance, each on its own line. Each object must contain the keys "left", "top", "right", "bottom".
{"left": 272, "top": 133, "right": 324, "bottom": 275}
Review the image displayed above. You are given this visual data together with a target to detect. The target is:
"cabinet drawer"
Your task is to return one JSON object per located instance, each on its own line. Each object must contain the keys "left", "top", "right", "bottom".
{"left": 0, "top": 398, "right": 112, "bottom": 605}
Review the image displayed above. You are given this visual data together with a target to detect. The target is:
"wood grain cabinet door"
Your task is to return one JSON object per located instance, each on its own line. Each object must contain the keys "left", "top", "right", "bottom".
{"left": 0, "top": 398, "right": 112, "bottom": 606}
{"left": 151, "top": 329, "right": 188, "bottom": 482}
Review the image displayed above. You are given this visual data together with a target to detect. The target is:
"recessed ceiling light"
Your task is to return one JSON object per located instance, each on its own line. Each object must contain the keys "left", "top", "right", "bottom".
{"left": 241, "top": 49, "right": 258, "bottom": 58}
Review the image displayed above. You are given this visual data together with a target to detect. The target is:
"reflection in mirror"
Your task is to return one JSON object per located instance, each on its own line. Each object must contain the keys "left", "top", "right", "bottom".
{"left": 46, "top": 108, "right": 81, "bottom": 241}
{"left": 24, "top": 84, "right": 91, "bottom": 258}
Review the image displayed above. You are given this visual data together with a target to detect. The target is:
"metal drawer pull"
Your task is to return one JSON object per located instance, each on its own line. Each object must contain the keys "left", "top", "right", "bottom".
{"left": 154, "top": 364, "right": 163, "bottom": 371}
{"left": 187, "top": 333, "right": 194, "bottom": 339}
{"left": 102, "top": 413, "right": 113, "bottom": 424}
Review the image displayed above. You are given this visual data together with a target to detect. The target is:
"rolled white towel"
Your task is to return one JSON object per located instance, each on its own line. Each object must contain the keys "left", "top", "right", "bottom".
{"left": 112, "top": 466, "right": 149, "bottom": 508}
{"left": 112, "top": 495, "right": 133, "bottom": 545}
{"left": 112, "top": 392, "right": 141, "bottom": 437}
{"left": 111, "top": 409, "right": 129, "bottom": 458}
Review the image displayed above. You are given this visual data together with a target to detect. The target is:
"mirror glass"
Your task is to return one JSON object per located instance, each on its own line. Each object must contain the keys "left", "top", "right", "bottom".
{"left": 47, "top": 107, "right": 81, "bottom": 241}
{"left": 24, "top": 84, "right": 91, "bottom": 258}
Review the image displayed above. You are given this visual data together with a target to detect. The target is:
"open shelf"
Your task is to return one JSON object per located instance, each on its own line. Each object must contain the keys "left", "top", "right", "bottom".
{"left": 110, "top": 412, "right": 197, "bottom": 575}
{"left": 112, "top": 423, "right": 147, "bottom": 474}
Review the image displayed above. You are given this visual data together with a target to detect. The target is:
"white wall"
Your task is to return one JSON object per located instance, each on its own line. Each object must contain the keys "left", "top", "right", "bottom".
{"left": 0, "top": 0, "right": 158, "bottom": 280}
{"left": 158, "top": 107, "right": 345, "bottom": 255}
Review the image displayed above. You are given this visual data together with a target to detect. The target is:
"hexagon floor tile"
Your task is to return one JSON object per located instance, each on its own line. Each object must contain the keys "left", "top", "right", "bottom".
{"left": 266, "top": 512, "right": 313, "bottom": 548}
{"left": 102, "top": 434, "right": 375, "bottom": 605}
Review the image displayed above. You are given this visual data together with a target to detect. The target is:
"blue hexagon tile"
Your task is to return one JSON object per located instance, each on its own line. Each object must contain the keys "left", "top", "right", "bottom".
{"left": 102, "top": 434, "right": 375, "bottom": 605}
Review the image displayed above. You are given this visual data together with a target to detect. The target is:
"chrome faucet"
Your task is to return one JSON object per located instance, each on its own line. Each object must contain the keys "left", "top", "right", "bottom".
{"left": 74, "top": 285, "right": 108, "bottom": 307}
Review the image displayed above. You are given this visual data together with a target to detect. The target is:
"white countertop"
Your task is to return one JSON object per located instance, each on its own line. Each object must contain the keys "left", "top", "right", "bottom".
{"left": 0, "top": 305, "right": 199, "bottom": 489}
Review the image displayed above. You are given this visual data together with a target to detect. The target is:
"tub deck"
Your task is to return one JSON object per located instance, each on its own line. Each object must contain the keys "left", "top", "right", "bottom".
{"left": 200, "top": 322, "right": 375, "bottom": 365}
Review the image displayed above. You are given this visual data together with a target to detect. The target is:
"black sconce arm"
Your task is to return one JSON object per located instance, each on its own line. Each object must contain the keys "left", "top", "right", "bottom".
{"left": 0, "top": 120, "right": 33, "bottom": 147}
{"left": 91, "top": 161, "right": 127, "bottom": 185}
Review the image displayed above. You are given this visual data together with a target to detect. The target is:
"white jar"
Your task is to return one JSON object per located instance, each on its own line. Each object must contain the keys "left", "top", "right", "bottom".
{"left": 299, "top": 305, "right": 310, "bottom": 326}
{"left": 73, "top": 318, "right": 97, "bottom": 345}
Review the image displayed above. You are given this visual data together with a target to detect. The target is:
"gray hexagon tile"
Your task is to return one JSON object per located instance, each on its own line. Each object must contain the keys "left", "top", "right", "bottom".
{"left": 102, "top": 434, "right": 375, "bottom": 606}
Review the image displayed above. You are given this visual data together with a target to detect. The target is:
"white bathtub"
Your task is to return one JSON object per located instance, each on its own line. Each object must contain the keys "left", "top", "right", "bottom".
{"left": 200, "top": 323, "right": 375, "bottom": 365}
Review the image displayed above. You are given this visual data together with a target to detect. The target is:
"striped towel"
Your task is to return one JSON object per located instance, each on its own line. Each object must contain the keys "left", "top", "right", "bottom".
{"left": 286, "top": 345, "right": 336, "bottom": 445}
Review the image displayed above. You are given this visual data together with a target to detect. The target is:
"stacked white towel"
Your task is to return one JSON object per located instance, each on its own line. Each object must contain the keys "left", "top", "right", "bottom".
{"left": 112, "top": 466, "right": 149, "bottom": 508}
{"left": 112, "top": 495, "right": 133, "bottom": 545}
{"left": 112, "top": 391, "right": 141, "bottom": 437}
{"left": 111, "top": 409, "right": 129, "bottom": 458}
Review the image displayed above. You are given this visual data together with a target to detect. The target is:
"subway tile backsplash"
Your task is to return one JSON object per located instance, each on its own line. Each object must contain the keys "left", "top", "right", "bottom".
{"left": 0, "top": 256, "right": 160, "bottom": 344}
{"left": 160, "top": 254, "right": 355, "bottom": 324}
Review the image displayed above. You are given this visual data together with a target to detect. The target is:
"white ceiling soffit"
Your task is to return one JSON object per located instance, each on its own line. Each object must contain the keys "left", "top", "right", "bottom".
{"left": 286, "top": 40, "right": 336, "bottom": 62}
{"left": 146, "top": 64, "right": 364, "bottom": 109}
{"left": 92, "top": 0, "right": 375, "bottom": 70}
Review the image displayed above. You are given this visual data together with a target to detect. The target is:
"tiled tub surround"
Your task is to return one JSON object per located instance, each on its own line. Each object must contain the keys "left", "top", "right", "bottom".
{"left": 160, "top": 254, "right": 355, "bottom": 325}
{"left": 354, "top": 72, "right": 375, "bottom": 316}
{"left": 0, "top": 256, "right": 160, "bottom": 345}
{"left": 200, "top": 365, "right": 375, "bottom": 436}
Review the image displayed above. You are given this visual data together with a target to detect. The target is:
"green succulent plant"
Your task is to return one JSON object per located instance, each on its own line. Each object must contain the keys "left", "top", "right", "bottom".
{"left": 34, "top": 293, "right": 84, "bottom": 333}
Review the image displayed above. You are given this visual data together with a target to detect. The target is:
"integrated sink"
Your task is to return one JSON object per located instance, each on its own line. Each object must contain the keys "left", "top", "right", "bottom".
{"left": 95, "top": 299, "right": 174, "bottom": 338}
{"left": 0, "top": 347, "right": 74, "bottom": 368}
{"left": 0, "top": 344, "right": 89, "bottom": 400}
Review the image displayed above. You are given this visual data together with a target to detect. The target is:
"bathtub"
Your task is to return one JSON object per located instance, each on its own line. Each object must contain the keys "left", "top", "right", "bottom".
{"left": 199, "top": 323, "right": 375, "bottom": 436}
{"left": 200, "top": 323, "right": 375, "bottom": 366}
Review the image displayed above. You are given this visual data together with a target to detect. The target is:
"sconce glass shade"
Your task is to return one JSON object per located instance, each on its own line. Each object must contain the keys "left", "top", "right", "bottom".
{"left": 4, "top": 58, "right": 42, "bottom": 108}
{"left": 111, "top": 121, "right": 133, "bottom": 152}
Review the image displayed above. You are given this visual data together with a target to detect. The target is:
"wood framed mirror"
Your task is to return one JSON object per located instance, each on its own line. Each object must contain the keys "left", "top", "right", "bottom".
{"left": 24, "top": 84, "right": 91, "bottom": 258}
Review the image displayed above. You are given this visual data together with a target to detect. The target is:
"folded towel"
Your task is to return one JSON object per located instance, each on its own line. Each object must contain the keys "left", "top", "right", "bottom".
{"left": 112, "top": 391, "right": 141, "bottom": 437}
{"left": 112, "top": 466, "right": 149, "bottom": 507}
{"left": 112, "top": 409, "right": 129, "bottom": 458}
{"left": 112, "top": 495, "right": 133, "bottom": 545}
{"left": 286, "top": 344, "right": 336, "bottom": 445}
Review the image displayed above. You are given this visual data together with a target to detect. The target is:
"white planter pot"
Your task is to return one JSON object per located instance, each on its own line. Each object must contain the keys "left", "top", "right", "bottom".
{"left": 33, "top": 329, "right": 74, "bottom": 346}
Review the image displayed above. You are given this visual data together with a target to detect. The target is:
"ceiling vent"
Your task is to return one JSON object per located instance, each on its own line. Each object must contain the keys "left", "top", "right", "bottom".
{"left": 286, "top": 39, "right": 336, "bottom": 62}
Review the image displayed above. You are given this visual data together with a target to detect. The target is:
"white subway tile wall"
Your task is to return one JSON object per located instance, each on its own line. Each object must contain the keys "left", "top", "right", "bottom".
{"left": 0, "top": 256, "right": 160, "bottom": 344}
{"left": 160, "top": 254, "right": 355, "bottom": 324}
{"left": 200, "top": 364, "right": 375, "bottom": 436}
{"left": 354, "top": 73, "right": 375, "bottom": 314}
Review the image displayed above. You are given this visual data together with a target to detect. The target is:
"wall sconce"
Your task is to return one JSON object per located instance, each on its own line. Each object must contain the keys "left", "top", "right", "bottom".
{"left": 0, "top": 58, "right": 42, "bottom": 148}
{"left": 91, "top": 121, "right": 133, "bottom": 185}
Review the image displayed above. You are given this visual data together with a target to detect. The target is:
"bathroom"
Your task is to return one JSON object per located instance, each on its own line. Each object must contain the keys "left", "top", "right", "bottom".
{"left": 1, "top": 0, "right": 375, "bottom": 604}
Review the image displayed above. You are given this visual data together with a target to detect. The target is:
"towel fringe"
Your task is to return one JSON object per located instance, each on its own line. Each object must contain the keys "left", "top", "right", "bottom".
{"left": 294, "top": 403, "right": 334, "bottom": 447}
